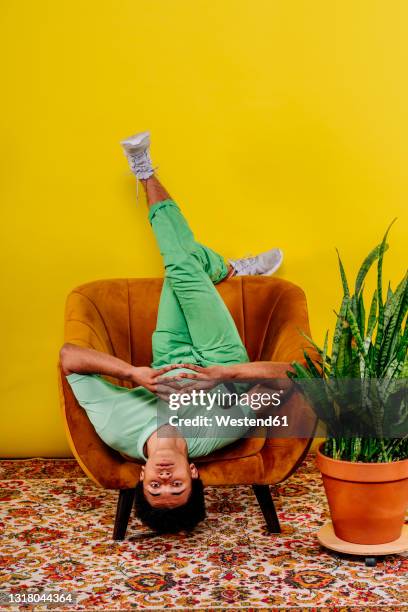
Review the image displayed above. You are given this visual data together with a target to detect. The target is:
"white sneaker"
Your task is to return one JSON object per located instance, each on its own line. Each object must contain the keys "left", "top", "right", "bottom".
{"left": 120, "top": 130, "right": 155, "bottom": 180}
{"left": 229, "top": 248, "right": 284, "bottom": 276}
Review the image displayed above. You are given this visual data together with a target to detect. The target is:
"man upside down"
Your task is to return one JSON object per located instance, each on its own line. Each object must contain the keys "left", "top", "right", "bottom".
{"left": 60, "top": 130, "right": 290, "bottom": 534}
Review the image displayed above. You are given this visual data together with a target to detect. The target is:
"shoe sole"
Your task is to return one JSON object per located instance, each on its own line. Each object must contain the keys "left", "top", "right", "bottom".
{"left": 261, "top": 249, "right": 284, "bottom": 276}
{"left": 120, "top": 130, "right": 150, "bottom": 151}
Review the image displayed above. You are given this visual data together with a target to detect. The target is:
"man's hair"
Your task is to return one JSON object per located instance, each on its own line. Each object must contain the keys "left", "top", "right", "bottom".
{"left": 134, "top": 478, "right": 206, "bottom": 534}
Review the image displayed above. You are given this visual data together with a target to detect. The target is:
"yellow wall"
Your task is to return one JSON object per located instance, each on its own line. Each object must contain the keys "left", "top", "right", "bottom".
{"left": 1, "top": 1, "right": 407, "bottom": 457}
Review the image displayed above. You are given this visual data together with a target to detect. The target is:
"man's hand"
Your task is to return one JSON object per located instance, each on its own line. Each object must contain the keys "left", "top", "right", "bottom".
{"left": 130, "top": 364, "right": 184, "bottom": 394}
{"left": 157, "top": 363, "right": 228, "bottom": 393}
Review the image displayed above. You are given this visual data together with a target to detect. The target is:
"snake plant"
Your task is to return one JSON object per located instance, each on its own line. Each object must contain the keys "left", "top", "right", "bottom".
{"left": 290, "top": 220, "right": 408, "bottom": 462}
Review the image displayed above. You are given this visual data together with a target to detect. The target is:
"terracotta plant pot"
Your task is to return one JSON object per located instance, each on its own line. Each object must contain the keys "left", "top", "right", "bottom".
{"left": 316, "top": 444, "right": 408, "bottom": 545}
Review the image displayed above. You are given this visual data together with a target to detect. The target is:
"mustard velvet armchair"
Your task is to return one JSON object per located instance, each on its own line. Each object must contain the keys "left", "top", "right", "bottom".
{"left": 58, "top": 276, "right": 316, "bottom": 539}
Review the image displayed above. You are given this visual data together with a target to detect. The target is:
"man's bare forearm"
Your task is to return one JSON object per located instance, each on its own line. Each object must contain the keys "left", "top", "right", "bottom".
{"left": 59, "top": 343, "right": 134, "bottom": 380}
{"left": 224, "top": 361, "right": 294, "bottom": 385}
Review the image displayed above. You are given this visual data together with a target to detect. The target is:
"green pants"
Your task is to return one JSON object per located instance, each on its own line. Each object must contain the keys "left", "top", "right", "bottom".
{"left": 149, "top": 198, "right": 249, "bottom": 368}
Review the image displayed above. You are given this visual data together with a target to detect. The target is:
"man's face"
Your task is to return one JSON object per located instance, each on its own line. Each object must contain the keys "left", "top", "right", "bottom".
{"left": 140, "top": 449, "right": 198, "bottom": 508}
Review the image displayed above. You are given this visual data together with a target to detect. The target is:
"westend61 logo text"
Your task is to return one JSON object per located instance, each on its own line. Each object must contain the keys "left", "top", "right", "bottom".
{"left": 168, "top": 389, "right": 282, "bottom": 411}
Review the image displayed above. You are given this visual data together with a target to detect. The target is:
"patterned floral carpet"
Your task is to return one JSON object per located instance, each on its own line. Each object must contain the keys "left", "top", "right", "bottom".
{"left": 0, "top": 455, "right": 407, "bottom": 611}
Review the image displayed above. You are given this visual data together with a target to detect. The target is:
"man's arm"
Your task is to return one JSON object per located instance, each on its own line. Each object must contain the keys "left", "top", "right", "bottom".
{"left": 59, "top": 343, "right": 134, "bottom": 380}
{"left": 225, "top": 361, "right": 294, "bottom": 383}
{"left": 159, "top": 361, "right": 295, "bottom": 395}
{"left": 59, "top": 343, "right": 181, "bottom": 393}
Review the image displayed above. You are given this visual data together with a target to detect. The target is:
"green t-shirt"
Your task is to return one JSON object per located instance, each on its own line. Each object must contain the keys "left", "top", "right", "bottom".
{"left": 66, "top": 368, "right": 255, "bottom": 461}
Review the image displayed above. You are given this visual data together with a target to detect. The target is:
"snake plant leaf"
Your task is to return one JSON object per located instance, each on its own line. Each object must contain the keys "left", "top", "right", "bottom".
{"left": 330, "top": 296, "right": 350, "bottom": 376}
{"left": 357, "top": 293, "right": 366, "bottom": 337}
{"left": 383, "top": 356, "right": 404, "bottom": 380}
{"left": 321, "top": 330, "right": 329, "bottom": 377}
{"left": 396, "top": 331, "right": 408, "bottom": 367}
{"left": 387, "top": 282, "right": 393, "bottom": 303}
{"left": 381, "top": 378, "right": 407, "bottom": 428}
{"left": 335, "top": 319, "right": 352, "bottom": 377}
{"left": 354, "top": 243, "right": 389, "bottom": 296}
{"left": 402, "top": 353, "right": 408, "bottom": 377}
{"left": 346, "top": 306, "right": 367, "bottom": 355}
{"left": 380, "top": 272, "right": 408, "bottom": 372}
{"left": 366, "top": 289, "right": 378, "bottom": 340}
{"left": 298, "top": 330, "right": 330, "bottom": 362}
{"left": 383, "top": 272, "right": 407, "bottom": 330}
{"left": 352, "top": 438, "right": 362, "bottom": 462}
{"left": 402, "top": 315, "right": 408, "bottom": 339}
{"left": 336, "top": 249, "right": 350, "bottom": 297}
{"left": 367, "top": 382, "right": 385, "bottom": 438}
{"left": 383, "top": 329, "right": 403, "bottom": 376}
{"left": 288, "top": 361, "right": 314, "bottom": 380}
{"left": 304, "top": 350, "right": 324, "bottom": 378}
{"left": 346, "top": 305, "right": 370, "bottom": 361}
{"left": 375, "top": 218, "right": 397, "bottom": 357}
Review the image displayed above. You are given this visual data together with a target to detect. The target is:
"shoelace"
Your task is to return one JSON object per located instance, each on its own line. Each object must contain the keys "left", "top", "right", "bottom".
{"left": 128, "top": 150, "right": 159, "bottom": 202}
{"left": 229, "top": 253, "right": 257, "bottom": 275}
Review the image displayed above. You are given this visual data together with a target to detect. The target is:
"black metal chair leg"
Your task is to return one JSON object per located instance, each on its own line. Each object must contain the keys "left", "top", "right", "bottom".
{"left": 113, "top": 488, "right": 135, "bottom": 540}
{"left": 252, "top": 484, "right": 281, "bottom": 533}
